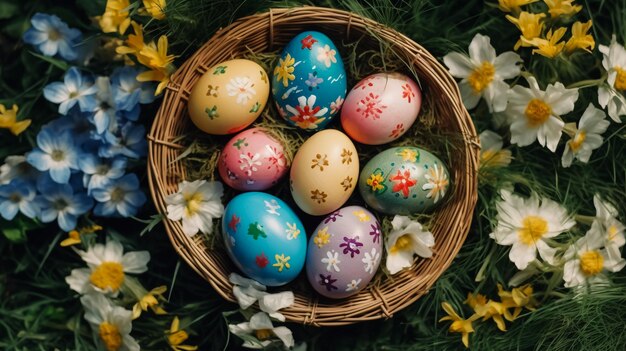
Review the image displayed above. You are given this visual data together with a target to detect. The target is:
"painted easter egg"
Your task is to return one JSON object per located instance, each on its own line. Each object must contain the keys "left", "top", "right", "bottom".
{"left": 221, "top": 192, "right": 306, "bottom": 286}
{"left": 218, "top": 128, "right": 289, "bottom": 191}
{"left": 272, "top": 31, "right": 347, "bottom": 131}
{"left": 290, "top": 129, "right": 358, "bottom": 216}
{"left": 188, "top": 59, "right": 269, "bottom": 135}
{"left": 341, "top": 73, "right": 422, "bottom": 145}
{"left": 358, "top": 147, "right": 450, "bottom": 215}
{"left": 306, "top": 206, "right": 382, "bottom": 299}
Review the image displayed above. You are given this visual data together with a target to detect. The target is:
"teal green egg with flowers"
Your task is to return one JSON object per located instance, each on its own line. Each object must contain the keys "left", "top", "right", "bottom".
{"left": 272, "top": 31, "right": 347, "bottom": 131}
{"left": 358, "top": 147, "right": 451, "bottom": 215}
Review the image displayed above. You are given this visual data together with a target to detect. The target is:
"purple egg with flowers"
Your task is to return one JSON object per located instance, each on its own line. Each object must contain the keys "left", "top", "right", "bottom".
{"left": 306, "top": 205, "right": 382, "bottom": 299}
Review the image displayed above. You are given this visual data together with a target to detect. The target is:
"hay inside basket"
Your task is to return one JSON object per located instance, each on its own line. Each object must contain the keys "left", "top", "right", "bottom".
{"left": 147, "top": 6, "right": 479, "bottom": 326}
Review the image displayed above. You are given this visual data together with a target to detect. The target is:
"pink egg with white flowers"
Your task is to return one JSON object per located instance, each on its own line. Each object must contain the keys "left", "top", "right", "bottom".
{"left": 341, "top": 73, "right": 422, "bottom": 145}
{"left": 218, "top": 128, "right": 289, "bottom": 191}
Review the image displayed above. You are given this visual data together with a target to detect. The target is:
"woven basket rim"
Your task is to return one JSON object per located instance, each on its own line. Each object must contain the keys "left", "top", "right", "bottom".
{"left": 147, "top": 6, "right": 479, "bottom": 326}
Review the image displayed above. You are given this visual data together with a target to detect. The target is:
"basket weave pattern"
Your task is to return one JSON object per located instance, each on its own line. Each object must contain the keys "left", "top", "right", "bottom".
{"left": 147, "top": 6, "right": 479, "bottom": 326}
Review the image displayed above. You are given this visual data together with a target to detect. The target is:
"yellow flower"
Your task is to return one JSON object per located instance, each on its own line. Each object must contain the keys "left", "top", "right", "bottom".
{"left": 136, "top": 35, "right": 176, "bottom": 95}
{"left": 0, "top": 104, "right": 31, "bottom": 136}
{"left": 465, "top": 293, "right": 508, "bottom": 331}
{"left": 506, "top": 12, "right": 546, "bottom": 50}
{"left": 353, "top": 210, "right": 371, "bottom": 222}
{"left": 439, "top": 302, "right": 479, "bottom": 348}
{"left": 142, "top": 0, "right": 166, "bottom": 20}
{"left": 60, "top": 224, "right": 103, "bottom": 247}
{"left": 523, "top": 27, "right": 567, "bottom": 58}
{"left": 366, "top": 173, "right": 385, "bottom": 192}
{"left": 396, "top": 148, "right": 418, "bottom": 162}
{"left": 565, "top": 21, "right": 595, "bottom": 54}
{"left": 167, "top": 316, "right": 198, "bottom": 351}
{"left": 498, "top": 0, "right": 538, "bottom": 14}
{"left": 98, "top": 0, "right": 132, "bottom": 34}
{"left": 497, "top": 284, "right": 536, "bottom": 321}
{"left": 116, "top": 21, "right": 146, "bottom": 58}
{"left": 274, "top": 53, "right": 296, "bottom": 87}
{"left": 544, "top": 0, "right": 582, "bottom": 18}
{"left": 132, "top": 285, "right": 168, "bottom": 319}
{"left": 314, "top": 227, "right": 331, "bottom": 248}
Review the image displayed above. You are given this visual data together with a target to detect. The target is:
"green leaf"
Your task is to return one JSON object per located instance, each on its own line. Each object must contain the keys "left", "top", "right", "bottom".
{"left": 28, "top": 51, "right": 69, "bottom": 70}
{"left": 2, "top": 227, "right": 26, "bottom": 243}
{"left": 0, "top": 2, "right": 19, "bottom": 19}
{"left": 75, "top": 0, "right": 107, "bottom": 17}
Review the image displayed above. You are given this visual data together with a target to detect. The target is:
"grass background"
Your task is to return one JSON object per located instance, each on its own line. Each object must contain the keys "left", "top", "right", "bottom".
{"left": 1, "top": 0, "right": 625, "bottom": 350}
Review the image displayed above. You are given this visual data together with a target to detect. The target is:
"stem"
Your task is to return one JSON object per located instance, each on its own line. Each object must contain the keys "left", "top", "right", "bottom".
{"left": 575, "top": 214, "right": 595, "bottom": 225}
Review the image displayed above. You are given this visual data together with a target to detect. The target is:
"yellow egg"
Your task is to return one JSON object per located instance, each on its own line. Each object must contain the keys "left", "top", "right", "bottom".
{"left": 188, "top": 59, "right": 269, "bottom": 135}
{"left": 290, "top": 130, "right": 359, "bottom": 215}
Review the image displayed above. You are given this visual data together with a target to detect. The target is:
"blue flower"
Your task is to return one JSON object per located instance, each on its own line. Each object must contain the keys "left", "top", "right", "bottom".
{"left": 22, "top": 13, "right": 82, "bottom": 61}
{"left": 43, "top": 109, "right": 95, "bottom": 144}
{"left": 37, "top": 179, "right": 93, "bottom": 231}
{"left": 99, "top": 122, "right": 147, "bottom": 159}
{"left": 0, "top": 180, "right": 39, "bottom": 220}
{"left": 26, "top": 129, "right": 80, "bottom": 184}
{"left": 91, "top": 77, "right": 117, "bottom": 134}
{"left": 111, "top": 67, "right": 156, "bottom": 112}
{"left": 43, "top": 67, "right": 98, "bottom": 115}
{"left": 79, "top": 155, "right": 127, "bottom": 194}
{"left": 92, "top": 174, "right": 146, "bottom": 217}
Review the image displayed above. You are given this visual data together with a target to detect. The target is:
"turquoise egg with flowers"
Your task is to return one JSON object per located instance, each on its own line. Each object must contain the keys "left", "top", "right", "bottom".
{"left": 221, "top": 192, "right": 307, "bottom": 286}
{"left": 272, "top": 31, "right": 347, "bottom": 131}
{"left": 358, "top": 147, "right": 451, "bottom": 215}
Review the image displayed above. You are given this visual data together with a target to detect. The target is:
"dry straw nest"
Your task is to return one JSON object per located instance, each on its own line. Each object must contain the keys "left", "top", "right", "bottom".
{"left": 148, "top": 6, "right": 479, "bottom": 326}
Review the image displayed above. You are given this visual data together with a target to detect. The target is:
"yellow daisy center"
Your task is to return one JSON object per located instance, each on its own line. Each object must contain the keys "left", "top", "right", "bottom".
{"left": 614, "top": 67, "right": 626, "bottom": 91}
{"left": 184, "top": 192, "right": 204, "bottom": 216}
{"left": 169, "top": 330, "right": 190, "bottom": 346}
{"left": 90, "top": 261, "right": 125, "bottom": 291}
{"left": 390, "top": 234, "right": 413, "bottom": 253}
{"left": 579, "top": 250, "right": 604, "bottom": 276}
{"left": 99, "top": 322, "right": 122, "bottom": 351}
{"left": 468, "top": 61, "right": 495, "bottom": 94}
{"left": 255, "top": 329, "right": 273, "bottom": 340}
{"left": 518, "top": 215, "right": 548, "bottom": 245}
{"left": 568, "top": 131, "right": 586, "bottom": 152}
{"left": 524, "top": 98, "right": 552, "bottom": 127}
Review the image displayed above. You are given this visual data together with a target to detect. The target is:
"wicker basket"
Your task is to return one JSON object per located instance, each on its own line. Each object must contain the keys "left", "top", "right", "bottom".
{"left": 147, "top": 6, "right": 479, "bottom": 326}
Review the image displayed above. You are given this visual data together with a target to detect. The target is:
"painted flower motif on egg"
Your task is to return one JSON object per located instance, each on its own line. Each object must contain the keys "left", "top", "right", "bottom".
{"left": 218, "top": 128, "right": 289, "bottom": 191}
{"left": 188, "top": 59, "right": 269, "bottom": 135}
{"left": 222, "top": 192, "right": 306, "bottom": 287}
{"left": 272, "top": 31, "right": 347, "bottom": 131}
{"left": 306, "top": 206, "right": 382, "bottom": 299}
{"left": 290, "top": 129, "right": 359, "bottom": 216}
{"left": 341, "top": 73, "right": 422, "bottom": 145}
{"left": 358, "top": 147, "right": 451, "bottom": 215}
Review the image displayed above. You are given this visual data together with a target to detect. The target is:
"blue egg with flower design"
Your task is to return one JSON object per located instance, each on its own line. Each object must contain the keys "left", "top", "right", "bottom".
{"left": 222, "top": 192, "right": 307, "bottom": 286}
{"left": 358, "top": 147, "right": 451, "bottom": 215}
{"left": 272, "top": 31, "right": 347, "bottom": 131}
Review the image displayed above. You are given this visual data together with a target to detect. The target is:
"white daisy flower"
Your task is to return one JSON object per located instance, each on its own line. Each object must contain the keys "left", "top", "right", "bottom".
{"left": 385, "top": 216, "right": 435, "bottom": 275}
{"left": 80, "top": 293, "right": 140, "bottom": 351}
{"left": 65, "top": 239, "right": 150, "bottom": 296}
{"left": 489, "top": 190, "right": 575, "bottom": 270}
{"left": 479, "top": 130, "right": 512, "bottom": 168}
{"left": 443, "top": 33, "right": 522, "bottom": 112}
{"left": 226, "top": 76, "right": 256, "bottom": 105}
{"left": 592, "top": 194, "right": 625, "bottom": 249}
{"left": 229, "top": 312, "right": 294, "bottom": 349}
{"left": 345, "top": 278, "right": 362, "bottom": 292}
{"left": 421, "top": 163, "right": 449, "bottom": 203}
{"left": 505, "top": 76, "right": 579, "bottom": 152}
{"left": 285, "top": 222, "right": 300, "bottom": 240}
{"left": 228, "top": 273, "right": 294, "bottom": 322}
{"left": 561, "top": 103, "right": 610, "bottom": 167}
{"left": 563, "top": 228, "right": 626, "bottom": 288}
{"left": 598, "top": 35, "right": 626, "bottom": 123}
{"left": 362, "top": 248, "right": 380, "bottom": 274}
{"left": 164, "top": 180, "right": 224, "bottom": 237}
{"left": 321, "top": 250, "right": 341, "bottom": 272}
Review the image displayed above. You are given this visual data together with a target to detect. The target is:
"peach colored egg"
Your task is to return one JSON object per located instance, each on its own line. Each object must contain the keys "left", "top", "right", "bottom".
{"left": 218, "top": 128, "right": 289, "bottom": 191}
{"left": 290, "top": 129, "right": 359, "bottom": 216}
{"left": 341, "top": 72, "right": 421, "bottom": 145}
{"left": 188, "top": 59, "right": 269, "bottom": 135}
